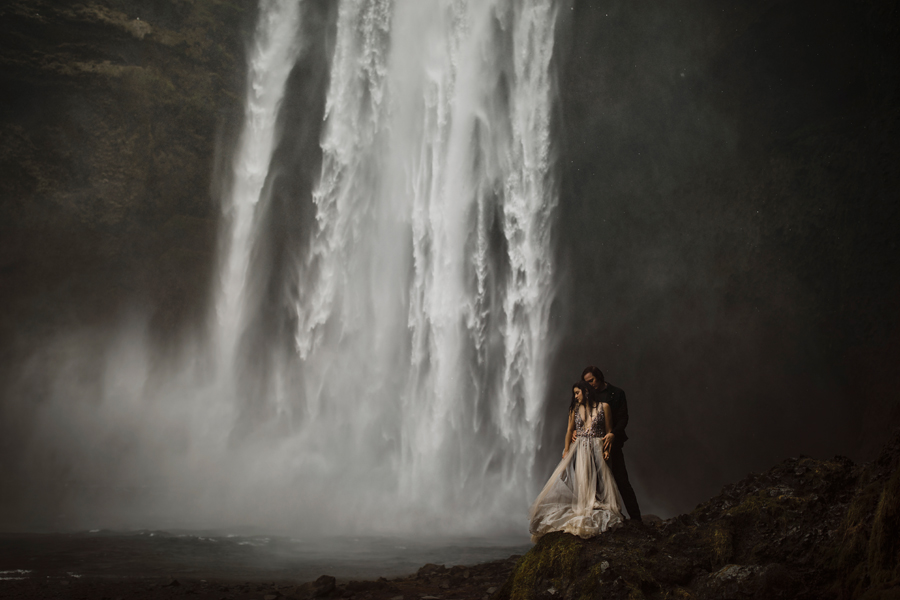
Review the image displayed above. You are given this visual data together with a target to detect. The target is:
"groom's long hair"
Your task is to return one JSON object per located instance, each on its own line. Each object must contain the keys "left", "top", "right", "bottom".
{"left": 582, "top": 365, "right": 605, "bottom": 384}
{"left": 568, "top": 381, "right": 599, "bottom": 415}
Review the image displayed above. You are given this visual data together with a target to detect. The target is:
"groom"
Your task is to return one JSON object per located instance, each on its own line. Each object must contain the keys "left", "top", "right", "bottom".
{"left": 582, "top": 366, "right": 642, "bottom": 521}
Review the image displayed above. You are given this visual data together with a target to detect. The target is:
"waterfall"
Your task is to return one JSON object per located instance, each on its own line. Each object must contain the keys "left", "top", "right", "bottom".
{"left": 180, "top": 0, "right": 564, "bottom": 534}
{"left": 217, "top": 0, "right": 303, "bottom": 363}
{"left": 10, "top": 0, "right": 561, "bottom": 536}
{"left": 268, "top": 0, "right": 561, "bottom": 531}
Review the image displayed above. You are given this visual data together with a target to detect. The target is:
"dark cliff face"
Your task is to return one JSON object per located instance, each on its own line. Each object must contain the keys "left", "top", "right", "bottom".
{"left": 545, "top": 0, "right": 900, "bottom": 515}
{"left": 498, "top": 431, "right": 900, "bottom": 600}
{"left": 0, "top": 0, "right": 252, "bottom": 354}
{"left": 0, "top": 2, "right": 254, "bottom": 520}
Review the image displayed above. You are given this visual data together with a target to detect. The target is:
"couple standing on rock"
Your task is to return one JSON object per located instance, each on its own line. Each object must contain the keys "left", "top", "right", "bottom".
{"left": 528, "top": 366, "right": 642, "bottom": 542}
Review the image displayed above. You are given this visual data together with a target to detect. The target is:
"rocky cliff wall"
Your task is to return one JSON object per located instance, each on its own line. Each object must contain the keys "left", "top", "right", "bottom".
{"left": 0, "top": 0, "right": 252, "bottom": 355}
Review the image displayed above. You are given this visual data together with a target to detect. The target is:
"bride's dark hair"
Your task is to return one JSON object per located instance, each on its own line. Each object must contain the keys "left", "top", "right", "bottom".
{"left": 569, "top": 380, "right": 598, "bottom": 414}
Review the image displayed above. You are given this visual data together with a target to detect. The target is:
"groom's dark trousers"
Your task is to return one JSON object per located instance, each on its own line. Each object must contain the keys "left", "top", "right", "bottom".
{"left": 599, "top": 383, "right": 642, "bottom": 521}
{"left": 608, "top": 442, "right": 641, "bottom": 521}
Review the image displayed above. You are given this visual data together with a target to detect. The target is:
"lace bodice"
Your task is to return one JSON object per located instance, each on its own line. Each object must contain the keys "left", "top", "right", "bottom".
{"left": 574, "top": 404, "right": 605, "bottom": 439}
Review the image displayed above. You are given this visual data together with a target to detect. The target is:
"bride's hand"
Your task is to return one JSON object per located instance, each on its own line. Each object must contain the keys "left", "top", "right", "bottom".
{"left": 602, "top": 450, "right": 610, "bottom": 461}
{"left": 562, "top": 448, "right": 568, "bottom": 458}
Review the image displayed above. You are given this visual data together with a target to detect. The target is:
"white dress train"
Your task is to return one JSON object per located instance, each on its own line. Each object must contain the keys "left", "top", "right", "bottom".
{"left": 528, "top": 405, "right": 623, "bottom": 542}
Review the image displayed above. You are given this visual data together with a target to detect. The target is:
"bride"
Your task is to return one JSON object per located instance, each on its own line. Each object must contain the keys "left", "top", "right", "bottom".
{"left": 528, "top": 381, "right": 624, "bottom": 541}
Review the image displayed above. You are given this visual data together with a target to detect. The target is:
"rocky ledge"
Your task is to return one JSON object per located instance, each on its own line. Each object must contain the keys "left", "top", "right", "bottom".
{"left": 497, "top": 431, "right": 900, "bottom": 600}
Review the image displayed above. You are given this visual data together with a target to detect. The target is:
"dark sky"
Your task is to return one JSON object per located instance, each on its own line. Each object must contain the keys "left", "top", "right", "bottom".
{"left": 543, "top": 0, "right": 900, "bottom": 516}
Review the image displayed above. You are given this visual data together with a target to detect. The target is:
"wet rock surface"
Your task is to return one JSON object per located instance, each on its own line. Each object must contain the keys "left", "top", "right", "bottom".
{"left": 497, "top": 431, "right": 900, "bottom": 600}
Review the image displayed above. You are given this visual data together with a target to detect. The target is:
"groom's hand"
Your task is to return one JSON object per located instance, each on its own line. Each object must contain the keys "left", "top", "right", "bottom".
{"left": 571, "top": 430, "right": 578, "bottom": 444}
{"left": 602, "top": 433, "right": 615, "bottom": 452}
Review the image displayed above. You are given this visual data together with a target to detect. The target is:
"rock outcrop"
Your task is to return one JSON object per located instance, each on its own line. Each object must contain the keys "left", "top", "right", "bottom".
{"left": 0, "top": 0, "right": 251, "bottom": 347}
{"left": 497, "top": 431, "right": 900, "bottom": 599}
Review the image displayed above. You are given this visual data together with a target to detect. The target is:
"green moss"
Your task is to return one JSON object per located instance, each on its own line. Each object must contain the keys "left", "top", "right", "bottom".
{"left": 668, "top": 522, "right": 733, "bottom": 571}
{"left": 710, "top": 522, "right": 734, "bottom": 566}
{"left": 835, "top": 480, "right": 883, "bottom": 572}
{"left": 498, "top": 533, "right": 584, "bottom": 600}
{"left": 726, "top": 488, "right": 805, "bottom": 524}
{"left": 621, "top": 552, "right": 655, "bottom": 588}
{"left": 825, "top": 454, "right": 900, "bottom": 599}
{"left": 571, "top": 543, "right": 658, "bottom": 600}
{"left": 626, "top": 583, "right": 645, "bottom": 600}
{"left": 868, "top": 466, "right": 900, "bottom": 586}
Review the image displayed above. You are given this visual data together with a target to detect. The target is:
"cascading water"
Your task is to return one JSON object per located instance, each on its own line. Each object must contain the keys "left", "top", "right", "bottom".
{"left": 8, "top": 0, "right": 562, "bottom": 537}
{"left": 22, "top": 0, "right": 558, "bottom": 537}
{"left": 218, "top": 0, "right": 303, "bottom": 363}
{"left": 228, "top": 0, "right": 563, "bottom": 532}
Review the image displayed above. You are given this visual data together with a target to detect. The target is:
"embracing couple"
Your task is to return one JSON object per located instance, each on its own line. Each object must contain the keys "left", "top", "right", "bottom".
{"left": 528, "top": 366, "right": 641, "bottom": 542}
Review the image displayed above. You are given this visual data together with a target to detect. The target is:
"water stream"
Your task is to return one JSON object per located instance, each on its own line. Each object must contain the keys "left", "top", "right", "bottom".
{"left": 16, "top": 0, "right": 562, "bottom": 539}
{"left": 215, "top": 0, "right": 561, "bottom": 534}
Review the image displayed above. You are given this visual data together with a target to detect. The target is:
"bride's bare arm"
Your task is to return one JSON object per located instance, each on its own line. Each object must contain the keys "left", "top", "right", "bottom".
{"left": 563, "top": 409, "right": 575, "bottom": 457}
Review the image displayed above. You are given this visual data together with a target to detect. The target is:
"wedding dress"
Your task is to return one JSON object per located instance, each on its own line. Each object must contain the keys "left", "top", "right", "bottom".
{"left": 528, "top": 404, "right": 624, "bottom": 542}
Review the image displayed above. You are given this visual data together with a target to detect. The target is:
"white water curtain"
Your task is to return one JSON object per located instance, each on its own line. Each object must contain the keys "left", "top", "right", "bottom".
{"left": 7, "top": 0, "right": 562, "bottom": 536}
{"left": 218, "top": 0, "right": 561, "bottom": 533}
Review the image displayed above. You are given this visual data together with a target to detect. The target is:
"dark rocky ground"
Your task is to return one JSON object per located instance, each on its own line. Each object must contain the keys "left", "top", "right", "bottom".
{"left": 2, "top": 431, "right": 898, "bottom": 600}
{"left": 498, "top": 430, "right": 900, "bottom": 600}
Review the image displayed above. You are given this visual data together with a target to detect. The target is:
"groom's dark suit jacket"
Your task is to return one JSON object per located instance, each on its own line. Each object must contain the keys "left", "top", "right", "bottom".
{"left": 597, "top": 383, "right": 628, "bottom": 446}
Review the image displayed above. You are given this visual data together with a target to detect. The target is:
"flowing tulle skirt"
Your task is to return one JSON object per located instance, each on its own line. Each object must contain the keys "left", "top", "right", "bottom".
{"left": 528, "top": 436, "right": 623, "bottom": 542}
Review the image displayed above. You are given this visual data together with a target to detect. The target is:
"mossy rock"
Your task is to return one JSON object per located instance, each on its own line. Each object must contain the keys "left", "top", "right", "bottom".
{"left": 0, "top": 0, "right": 248, "bottom": 340}
{"left": 496, "top": 527, "right": 667, "bottom": 600}
{"left": 494, "top": 434, "right": 900, "bottom": 600}
{"left": 828, "top": 432, "right": 900, "bottom": 599}
{"left": 497, "top": 532, "right": 585, "bottom": 600}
